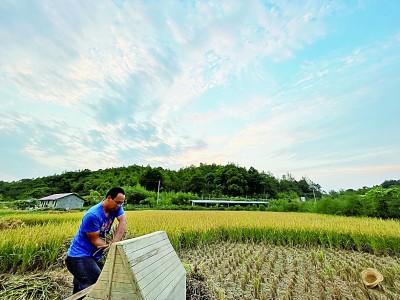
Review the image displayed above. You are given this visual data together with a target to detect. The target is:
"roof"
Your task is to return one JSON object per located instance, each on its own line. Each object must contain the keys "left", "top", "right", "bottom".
{"left": 191, "top": 199, "right": 268, "bottom": 204}
{"left": 39, "top": 193, "right": 84, "bottom": 202}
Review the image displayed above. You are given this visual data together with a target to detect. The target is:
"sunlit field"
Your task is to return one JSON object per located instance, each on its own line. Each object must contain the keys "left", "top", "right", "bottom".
{"left": 1, "top": 210, "right": 400, "bottom": 274}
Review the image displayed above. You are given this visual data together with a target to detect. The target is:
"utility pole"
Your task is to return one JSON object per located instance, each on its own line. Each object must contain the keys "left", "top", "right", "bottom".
{"left": 312, "top": 185, "right": 316, "bottom": 203}
{"left": 307, "top": 178, "right": 317, "bottom": 203}
{"left": 157, "top": 180, "right": 161, "bottom": 205}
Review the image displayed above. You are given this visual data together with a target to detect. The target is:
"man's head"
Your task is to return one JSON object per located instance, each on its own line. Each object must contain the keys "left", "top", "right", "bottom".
{"left": 104, "top": 187, "right": 125, "bottom": 211}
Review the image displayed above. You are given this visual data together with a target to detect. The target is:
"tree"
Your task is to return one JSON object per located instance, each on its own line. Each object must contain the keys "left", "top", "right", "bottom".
{"left": 382, "top": 179, "right": 400, "bottom": 188}
{"left": 139, "top": 168, "right": 163, "bottom": 191}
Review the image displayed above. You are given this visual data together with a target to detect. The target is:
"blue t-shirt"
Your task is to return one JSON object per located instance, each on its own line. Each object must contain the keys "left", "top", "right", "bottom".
{"left": 67, "top": 202, "right": 124, "bottom": 260}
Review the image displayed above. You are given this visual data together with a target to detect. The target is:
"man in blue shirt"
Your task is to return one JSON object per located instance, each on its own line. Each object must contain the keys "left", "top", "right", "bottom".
{"left": 65, "top": 187, "right": 127, "bottom": 294}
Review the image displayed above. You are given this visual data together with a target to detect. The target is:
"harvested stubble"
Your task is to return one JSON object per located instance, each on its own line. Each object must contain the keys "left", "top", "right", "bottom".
{"left": 181, "top": 241, "right": 400, "bottom": 300}
{"left": 0, "top": 270, "right": 72, "bottom": 300}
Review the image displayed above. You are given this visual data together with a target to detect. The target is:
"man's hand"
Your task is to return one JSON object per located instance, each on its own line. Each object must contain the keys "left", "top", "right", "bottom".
{"left": 112, "top": 214, "right": 127, "bottom": 243}
{"left": 96, "top": 244, "right": 109, "bottom": 249}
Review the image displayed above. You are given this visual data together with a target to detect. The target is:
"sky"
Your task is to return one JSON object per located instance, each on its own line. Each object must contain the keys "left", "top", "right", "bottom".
{"left": 0, "top": 0, "right": 399, "bottom": 191}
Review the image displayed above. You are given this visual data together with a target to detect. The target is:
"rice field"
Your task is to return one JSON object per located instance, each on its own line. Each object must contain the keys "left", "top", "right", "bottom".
{"left": 1, "top": 210, "right": 400, "bottom": 273}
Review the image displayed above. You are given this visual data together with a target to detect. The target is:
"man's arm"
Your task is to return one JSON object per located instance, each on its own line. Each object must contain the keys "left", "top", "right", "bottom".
{"left": 112, "top": 214, "right": 127, "bottom": 243}
{"left": 87, "top": 231, "right": 108, "bottom": 249}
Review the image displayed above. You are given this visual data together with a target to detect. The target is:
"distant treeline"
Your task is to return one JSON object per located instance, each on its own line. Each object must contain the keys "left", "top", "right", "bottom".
{"left": 269, "top": 183, "right": 400, "bottom": 219}
{"left": 1, "top": 164, "right": 399, "bottom": 218}
{"left": 0, "top": 163, "right": 320, "bottom": 201}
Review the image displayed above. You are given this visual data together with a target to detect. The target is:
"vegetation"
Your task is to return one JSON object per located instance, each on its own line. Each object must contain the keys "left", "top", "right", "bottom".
{"left": 1, "top": 163, "right": 399, "bottom": 220}
{"left": 0, "top": 163, "right": 321, "bottom": 201}
{"left": 269, "top": 185, "right": 400, "bottom": 219}
{"left": 1, "top": 210, "right": 400, "bottom": 273}
{"left": 0, "top": 271, "right": 69, "bottom": 300}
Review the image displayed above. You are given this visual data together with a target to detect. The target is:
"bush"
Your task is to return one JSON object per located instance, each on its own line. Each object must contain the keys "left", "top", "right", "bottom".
{"left": 268, "top": 199, "right": 289, "bottom": 212}
{"left": 124, "top": 185, "right": 156, "bottom": 205}
{"left": 14, "top": 199, "right": 39, "bottom": 210}
{"left": 170, "top": 192, "right": 197, "bottom": 206}
{"left": 364, "top": 186, "right": 400, "bottom": 218}
{"left": 139, "top": 197, "right": 157, "bottom": 207}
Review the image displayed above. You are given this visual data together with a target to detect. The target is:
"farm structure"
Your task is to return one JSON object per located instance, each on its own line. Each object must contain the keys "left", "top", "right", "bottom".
{"left": 191, "top": 199, "right": 268, "bottom": 207}
{"left": 39, "top": 193, "right": 84, "bottom": 209}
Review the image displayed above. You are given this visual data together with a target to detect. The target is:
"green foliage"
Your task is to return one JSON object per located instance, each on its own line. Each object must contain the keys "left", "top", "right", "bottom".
{"left": 0, "top": 163, "right": 321, "bottom": 202}
{"left": 268, "top": 199, "right": 301, "bottom": 212}
{"left": 268, "top": 191, "right": 301, "bottom": 212}
{"left": 139, "top": 197, "right": 156, "bottom": 207}
{"left": 124, "top": 185, "right": 156, "bottom": 205}
{"left": 1, "top": 162, "right": 399, "bottom": 219}
{"left": 364, "top": 186, "right": 400, "bottom": 218}
{"left": 83, "top": 190, "right": 102, "bottom": 206}
{"left": 170, "top": 192, "right": 197, "bottom": 206}
{"left": 294, "top": 186, "right": 400, "bottom": 218}
{"left": 381, "top": 179, "right": 400, "bottom": 188}
{"left": 139, "top": 167, "right": 163, "bottom": 191}
{"left": 14, "top": 199, "right": 39, "bottom": 210}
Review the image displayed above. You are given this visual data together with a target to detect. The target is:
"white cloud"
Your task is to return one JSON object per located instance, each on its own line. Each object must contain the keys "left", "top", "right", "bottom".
{"left": 1, "top": 1, "right": 398, "bottom": 191}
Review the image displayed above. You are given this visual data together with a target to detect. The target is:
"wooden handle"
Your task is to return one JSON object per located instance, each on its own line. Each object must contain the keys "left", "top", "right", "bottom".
{"left": 64, "top": 284, "right": 94, "bottom": 300}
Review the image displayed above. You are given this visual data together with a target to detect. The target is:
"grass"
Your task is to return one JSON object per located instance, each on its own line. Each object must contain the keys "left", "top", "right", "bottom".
{"left": 1, "top": 210, "right": 400, "bottom": 273}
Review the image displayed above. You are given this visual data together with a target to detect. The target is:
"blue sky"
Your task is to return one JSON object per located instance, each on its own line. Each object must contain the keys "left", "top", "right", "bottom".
{"left": 0, "top": 1, "right": 399, "bottom": 191}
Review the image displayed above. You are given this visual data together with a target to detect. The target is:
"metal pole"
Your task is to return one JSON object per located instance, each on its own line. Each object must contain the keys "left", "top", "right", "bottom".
{"left": 157, "top": 180, "right": 160, "bottom": 205}
{"left": 312, "top": 185, "right": 316, "bottom": 202}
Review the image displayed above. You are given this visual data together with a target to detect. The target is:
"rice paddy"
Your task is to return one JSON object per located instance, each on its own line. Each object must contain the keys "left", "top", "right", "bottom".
{"left": 1, "top": 211, "right": 400, "bottom": 273}
{"left": 1, "top": 210, "right": 400, "bottom": 299}
{"left": 181, "top": 242, "right": 400, "bottom": 299}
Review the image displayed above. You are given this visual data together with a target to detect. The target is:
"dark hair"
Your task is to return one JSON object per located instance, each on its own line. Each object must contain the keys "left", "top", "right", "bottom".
{"left": 106, "top": 187, "right": 125, "bottom": 199}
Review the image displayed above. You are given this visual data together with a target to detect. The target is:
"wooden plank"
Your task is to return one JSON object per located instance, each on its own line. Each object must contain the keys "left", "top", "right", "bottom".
{"left": 97, "top": 273, "right": 131, "bottom": 284}
{"left": 135, "top": 250, "right": 177, "bottom": 281}
{"left": 144, "top": 262, "right": 184, "bottom": 300}
{"left": 123, "top": 234, "right": 168, "bottom": 257}
{"left": 163, "top": 275, "right": 186, "bottom": 300}
{"left": 110, "top": 290, "right": 140, "bottom": 300}
{"left": 116, "top": 231, "right": 165, "bottom": 246}
{"left": 123, "top": 232, "right": 167, "bottom": 253}
{"left": 96, "top": 262, "right": 131, "bottom": 284}
{"left": 64, "top": 284, "right": 94, "bottom": 300}
{"left": 87, "top": 287, "right": 107, "bottom": 299}
{"left": 141, "top": 259, "right": 181, "bottom": 297}
{"left": 117, "top": 245, "right": 144, "bottom": 299}
{"left": 139, "top": 254, "right": 178, "bottom": 289}
{"left": 126, "top": 240, "right": 172, "bottom": 267}
{"left": 124, "top": 237, "right": 170, "bottom": 261}
{"left": 109, "top": 281, "right": 137, "bottom": 293}
{"left": 132, "top": 247, "right": 175, "bottom": 274}
{"left": 84, "top": 296, "right": 104, "bottom": 300}
{"left": 106, "top": 244, "right": 117, "bottom": 299}
{"left": 117, "top": 232, "right": 167, "bottom": 251}
{"left": 153, "top": 271, "right": 185, "bottom": 300}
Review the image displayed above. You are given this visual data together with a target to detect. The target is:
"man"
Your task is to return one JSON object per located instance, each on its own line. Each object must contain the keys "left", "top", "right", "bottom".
{"left": 66, "top": 187, "right": 127, "bottom": 294}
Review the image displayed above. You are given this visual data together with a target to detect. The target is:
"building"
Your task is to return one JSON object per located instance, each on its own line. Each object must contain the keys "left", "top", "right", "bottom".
{"left": 39, "top": 193, "right": 85, "bottom": 209}
{"left": 191, "top": 199, "right": 268, "bottom": 207}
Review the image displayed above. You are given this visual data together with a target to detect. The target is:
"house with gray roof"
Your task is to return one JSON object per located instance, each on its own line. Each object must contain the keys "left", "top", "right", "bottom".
{"left": 39, "top": 193, "right": 85, "bottom": 209}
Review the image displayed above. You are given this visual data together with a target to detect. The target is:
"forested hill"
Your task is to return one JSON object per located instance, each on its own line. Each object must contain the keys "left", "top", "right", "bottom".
{"left": 0, "top": 163, "right": 322, "bottom": 201}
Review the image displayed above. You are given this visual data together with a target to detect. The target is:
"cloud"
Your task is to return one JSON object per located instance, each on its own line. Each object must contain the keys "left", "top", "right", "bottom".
{"left": 170, "top": 31, "right": 400, "bottom": 189}
{"left": 0, "top": 1, "right": 398, "bottom": 192}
